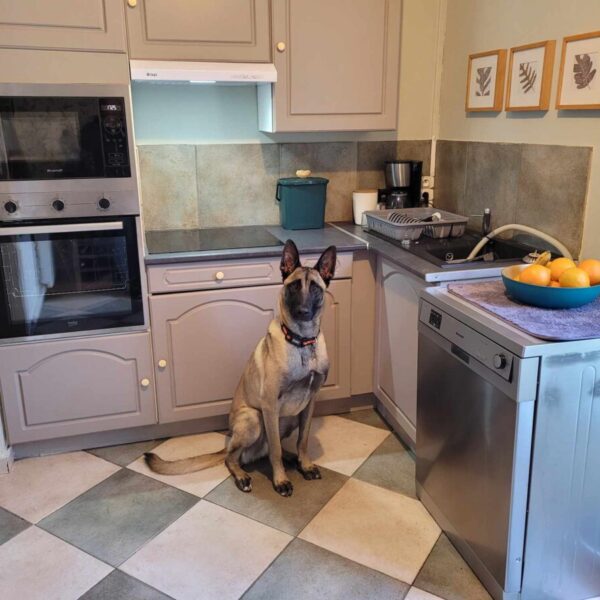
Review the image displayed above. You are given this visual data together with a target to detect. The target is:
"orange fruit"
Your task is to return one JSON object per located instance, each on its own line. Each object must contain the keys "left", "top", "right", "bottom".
{"left": 559, "top": 267, "right": 590, "bottom": 288}
{"left": 519, "top": 264, "right": 552, "bottom": 287}
{"left": 513, "top": 274, "right": 521, "bottom": 282}
{"left": 549, "top": 257, "right": 576, "bottom": 281}
{"left": 578, "top": 259, "right": 600, "bottom": 285}
{"left": 549, "top": 281, "right": 560, "bottom": 288}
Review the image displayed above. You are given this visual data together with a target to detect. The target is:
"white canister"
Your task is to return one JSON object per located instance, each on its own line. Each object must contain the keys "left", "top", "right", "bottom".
{"left": 352, "top": 189, "right": 378, "bottom": 225}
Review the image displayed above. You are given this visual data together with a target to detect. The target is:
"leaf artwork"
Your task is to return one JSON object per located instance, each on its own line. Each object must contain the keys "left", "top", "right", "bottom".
{"left": 519, "top": 62, "right": 537, "bottom": 93}
{"left": 573, "top": 53, "right": 597, "bottom": 89}
{"left": 475, "top": 66, "right": 492, "bottom": 96}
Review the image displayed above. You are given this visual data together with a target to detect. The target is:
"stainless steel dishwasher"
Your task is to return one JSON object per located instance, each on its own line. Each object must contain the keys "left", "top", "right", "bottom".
{"left": 417, "top": 288, "right": 600, "bottom": 600}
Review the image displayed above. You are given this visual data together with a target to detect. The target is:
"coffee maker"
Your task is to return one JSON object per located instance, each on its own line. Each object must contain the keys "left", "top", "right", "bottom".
{"left": 379, "top": 160, "right": 423, "bottom": 209}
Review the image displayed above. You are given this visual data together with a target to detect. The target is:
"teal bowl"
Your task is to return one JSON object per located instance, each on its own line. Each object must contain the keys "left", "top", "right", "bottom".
{"left": 502, "top": 265, "right": 600, "bottom": 309}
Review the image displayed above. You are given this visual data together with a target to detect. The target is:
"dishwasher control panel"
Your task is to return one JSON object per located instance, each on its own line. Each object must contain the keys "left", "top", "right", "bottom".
{"left": 420, "top": 301, "right": 515, "bottom": 381}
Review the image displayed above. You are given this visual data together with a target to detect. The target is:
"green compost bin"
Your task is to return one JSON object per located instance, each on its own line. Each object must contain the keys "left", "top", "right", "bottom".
{"left": 276, "top": 177, "right": 329, "bottom": 230}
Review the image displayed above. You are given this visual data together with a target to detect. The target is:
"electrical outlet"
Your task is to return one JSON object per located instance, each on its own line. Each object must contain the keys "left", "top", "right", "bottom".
{"left": 422, "top": 175, "right": 434, "bottom": 189}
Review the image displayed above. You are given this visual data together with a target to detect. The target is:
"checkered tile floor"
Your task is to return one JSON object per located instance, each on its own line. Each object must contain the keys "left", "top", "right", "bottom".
{"left": 0, "top": 409, "right": 492, "bottom": 600}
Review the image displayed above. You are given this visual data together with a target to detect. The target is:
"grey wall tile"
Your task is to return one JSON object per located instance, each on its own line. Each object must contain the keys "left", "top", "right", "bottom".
{"left": 196, "top": 144, "right": 280, "bottom": 228}
{"left": 435, "top": 140, "right": 468, "bottom": 213}
{"left": 356, "top": 140, "right": 431, "bottom": 189}
{"left": 516, "top": 144, "right": 591, "bottom": 257}
{"left": 139, "top": 145, "right": 198, "bottom": 231}
{"left": 280, "top": 142, "right": 357, "bottom": 222}
{"left": 463, "top": 142, "right": 521, "bottom": 231}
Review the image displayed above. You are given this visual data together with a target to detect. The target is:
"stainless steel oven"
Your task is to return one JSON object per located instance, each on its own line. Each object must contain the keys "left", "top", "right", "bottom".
{"left": 0, "top": 216, "right": 145, "bottom": 343}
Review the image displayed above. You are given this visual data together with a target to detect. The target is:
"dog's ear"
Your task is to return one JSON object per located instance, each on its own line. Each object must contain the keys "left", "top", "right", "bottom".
{"left": 315, "top": 245, "right": 336, "bottom": 287}
{"left": 280, "top": 239, "right": 301, "bottom": 281}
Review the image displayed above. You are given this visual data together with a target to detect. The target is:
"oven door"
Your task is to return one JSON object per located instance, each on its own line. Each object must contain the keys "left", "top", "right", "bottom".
{"left": 0, "top": 217, "right": 144, "bottom": 341}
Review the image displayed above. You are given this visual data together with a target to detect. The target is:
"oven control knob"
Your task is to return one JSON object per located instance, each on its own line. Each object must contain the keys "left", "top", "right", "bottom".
{"left": 98, "top": 197, "right": 111, "bottom": 210}
{"left": 493, "top": 354, "right": 507, "bottom": 369}
{"left": 52, "top": 199, "right": 65, "bottom": 212}
{"left": 4, "top": 201, "right": 17, "bottom": 214}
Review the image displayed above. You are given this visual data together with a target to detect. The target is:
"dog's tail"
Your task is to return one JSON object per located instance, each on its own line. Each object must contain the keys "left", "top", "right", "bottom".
{"left": 144, "top": 448, "right": 227, "bottom": 475}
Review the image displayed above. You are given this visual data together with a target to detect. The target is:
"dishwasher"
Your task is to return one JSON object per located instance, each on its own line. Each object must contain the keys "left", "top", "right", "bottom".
{"left": 416, "top": 287, "right": 600, "bottom": 600}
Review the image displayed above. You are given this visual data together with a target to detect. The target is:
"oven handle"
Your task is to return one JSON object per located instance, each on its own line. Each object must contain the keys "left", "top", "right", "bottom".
{"left": 0, "top": 221, "right": 124, "bottom": 236}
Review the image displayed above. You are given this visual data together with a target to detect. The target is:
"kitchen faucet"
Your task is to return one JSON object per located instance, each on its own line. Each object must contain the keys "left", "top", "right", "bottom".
{"left": 470, "top": 208, "right": 492, "bottom": 237}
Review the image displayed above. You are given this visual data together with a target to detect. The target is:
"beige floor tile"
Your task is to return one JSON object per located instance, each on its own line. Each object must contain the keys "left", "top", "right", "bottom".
{"left": 0, "top": 452, "right": 119, "bottom": 523}
{"left": 127, "top": 432, "right": 230, "bottom": 497}
{"left": 284, "top": 415, "right": 389, "bottom": 476}
{"left": 121, "top": 501, "right": 291, "bottom": 600}
{"left": 0, "top": 527, "right": 111, "bottom": 600}
{"left": 405, "top": 588, "right": 445, "bottom": 600}
{"left": 300, "top": 478, "right": 440, "bottom": 584}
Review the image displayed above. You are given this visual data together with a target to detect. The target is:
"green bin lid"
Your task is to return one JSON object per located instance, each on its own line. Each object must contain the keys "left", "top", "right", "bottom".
{"left": 277, "top": 176, "right": 329, "bottom": 186}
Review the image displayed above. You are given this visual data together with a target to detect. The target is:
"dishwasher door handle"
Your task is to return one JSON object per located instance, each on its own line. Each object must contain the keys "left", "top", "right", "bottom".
{"left": 451, "top": 343, "right": 470, "bottom": 364}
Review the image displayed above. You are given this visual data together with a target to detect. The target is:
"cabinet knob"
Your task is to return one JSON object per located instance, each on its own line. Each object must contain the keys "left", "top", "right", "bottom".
{"left": 215, "top": 271, "right": 225, "bottom": 281}
{"left": 140, "top": 378, "right": 150, "bottom": 389}
{"left": 127, "top": 0, "right": 137, "bottom": 7}
{"left": 158, "top": 359, "right": 167, "bottom": 369}
{"left": 276, "top": 41, "right": 286, "bottom": 52}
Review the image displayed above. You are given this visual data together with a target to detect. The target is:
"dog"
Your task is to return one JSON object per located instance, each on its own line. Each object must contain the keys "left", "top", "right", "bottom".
{"left": 145, "top": 239, "right": 336, "bottom": 497}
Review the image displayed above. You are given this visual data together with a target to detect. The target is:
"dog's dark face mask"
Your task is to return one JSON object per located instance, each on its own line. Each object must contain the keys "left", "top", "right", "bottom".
{"left": 280, "top": 240, "right": 337, "bottom": 323}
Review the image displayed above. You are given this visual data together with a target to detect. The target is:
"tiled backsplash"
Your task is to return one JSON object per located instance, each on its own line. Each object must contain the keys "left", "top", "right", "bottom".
{"left": 138, "top": 140, "right": 431, "bottom": 231}
{"left": 435, "top": 140, "right": 592, "bottom": 257}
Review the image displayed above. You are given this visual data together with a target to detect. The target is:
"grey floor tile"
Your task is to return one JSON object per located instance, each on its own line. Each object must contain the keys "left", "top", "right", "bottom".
{"left": 338, "top": 408, "right": 391, "bottom": 431}
{"left": 243, "top": 538, "right": 410, "bottom": 599}
{"left": 80, "top": 569, "right": 173, "bottom": 600}
{"left": 39, "top": 469, "right": 198, "bottom": 567}
{"left": 353, "top": 433, "right": 416, "bottom": 498}
{"left": 414, "top": 534, "right": 492, "bottom": 600}
{"left": 0, "top": 506, "right": 30, "bottom": 545}
{"left": 205, "top": 457, "right": 348, "bottom": 536}
{"left": 86, "top": 440, "right": 164, "bottom": 467}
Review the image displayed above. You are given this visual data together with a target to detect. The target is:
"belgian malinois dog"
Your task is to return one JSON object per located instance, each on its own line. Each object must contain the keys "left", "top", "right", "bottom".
{"left": 145, "top": 240, "right": 336, "bottom": 497}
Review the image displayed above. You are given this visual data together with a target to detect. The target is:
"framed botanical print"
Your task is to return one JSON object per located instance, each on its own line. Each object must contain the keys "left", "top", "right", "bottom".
{"left": 506, "top": 40, "right": 555, "bottom": 111}
{"left": 465, "top": 49, "right": 507, "bottom": 112}
{"left": 556, "top": 31, "right": 600, "bottom": 109}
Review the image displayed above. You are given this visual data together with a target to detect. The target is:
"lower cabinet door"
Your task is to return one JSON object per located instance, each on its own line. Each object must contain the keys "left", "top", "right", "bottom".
{"left": 0, "top": 332, "right": 157, "bottom": 444}
{"left": 150, "top": 284, "right": 281, "bottom": 423}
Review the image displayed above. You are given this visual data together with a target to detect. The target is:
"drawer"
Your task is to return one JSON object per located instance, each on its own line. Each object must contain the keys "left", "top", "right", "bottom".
{"left": 147, "top": 253, "right": 353, "bottom": 294}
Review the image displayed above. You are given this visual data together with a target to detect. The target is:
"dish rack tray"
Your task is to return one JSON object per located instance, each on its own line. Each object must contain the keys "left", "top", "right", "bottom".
{"left": 365, "top": 208, "right": 468, "bottom": 241}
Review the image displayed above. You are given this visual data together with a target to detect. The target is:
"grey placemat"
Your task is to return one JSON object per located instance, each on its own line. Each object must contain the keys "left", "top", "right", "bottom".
{"left": 448, "top": 280, "right": 600, "bottom": 341}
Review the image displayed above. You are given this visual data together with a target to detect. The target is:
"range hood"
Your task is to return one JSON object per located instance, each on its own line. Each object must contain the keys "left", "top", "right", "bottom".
{"left": 129, "top": 60, "right": 277, "bottom": 84}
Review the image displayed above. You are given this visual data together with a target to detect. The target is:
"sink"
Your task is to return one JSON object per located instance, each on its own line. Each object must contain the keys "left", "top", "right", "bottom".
{"left": 370, "top": 231, "right": 544, "bottom": 268}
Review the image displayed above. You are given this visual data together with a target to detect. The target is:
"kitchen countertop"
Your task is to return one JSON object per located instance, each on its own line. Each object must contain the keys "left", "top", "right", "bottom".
{"left": 144, "top": 222, "right": 513, "bottom": 282}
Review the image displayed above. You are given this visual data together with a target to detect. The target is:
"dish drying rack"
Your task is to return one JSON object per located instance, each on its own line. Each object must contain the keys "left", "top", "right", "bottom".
{"left": 365, "top": 207, "right": 468, "bottom": 241}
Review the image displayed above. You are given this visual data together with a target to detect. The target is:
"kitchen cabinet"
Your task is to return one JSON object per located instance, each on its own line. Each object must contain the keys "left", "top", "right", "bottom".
{"left": 150, "top": 279, "right": 351, "bottom": 423}
{"left": 258, "top": 0, "right": 401, "bottom": 132}
{"left": 124, "top": 0, "right": 271, "bottom": 62}
{"left": 374, "top": 257, "right": 428, "bottom": 446}
{"left": 0, "top": 0, "right": 127, "bottom": 53}
{"left": 0, "top": 332, "right": 156, "bottom": 444}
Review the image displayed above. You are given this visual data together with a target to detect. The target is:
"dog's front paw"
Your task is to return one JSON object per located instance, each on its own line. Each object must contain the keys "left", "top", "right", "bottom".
{"left": 298, "top": 463, "right": 322, "bottom": 480}
{"left": 234, "top": 475, "right": 252, "bottom": 493}
{"left": 273, "top": 479, "right": 294, "bottom": 497}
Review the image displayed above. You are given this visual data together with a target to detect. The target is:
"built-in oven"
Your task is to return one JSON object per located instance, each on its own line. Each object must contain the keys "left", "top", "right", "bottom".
{"left": 0, "top": 216, "right": 145, "bottom": 342}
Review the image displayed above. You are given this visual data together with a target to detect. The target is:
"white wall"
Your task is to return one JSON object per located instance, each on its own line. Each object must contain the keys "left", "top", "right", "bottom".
{"left": 437, "top": 0, "right": 600, "bottom": 256}
{"left": 132, "top": 0, "right": 444, "bottom": 145}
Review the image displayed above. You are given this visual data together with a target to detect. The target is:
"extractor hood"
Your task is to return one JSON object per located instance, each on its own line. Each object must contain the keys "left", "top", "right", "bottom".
{"left": 129, "top": 60, "right": 277, "bottom": 84}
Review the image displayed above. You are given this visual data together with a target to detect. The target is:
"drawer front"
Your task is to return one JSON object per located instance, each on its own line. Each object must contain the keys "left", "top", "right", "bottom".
{"left": 147, "top": 253, "right": 353, "bottom": 294}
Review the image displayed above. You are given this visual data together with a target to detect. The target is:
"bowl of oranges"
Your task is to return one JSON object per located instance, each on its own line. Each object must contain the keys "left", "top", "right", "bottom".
{"left": 502, "top": 255, "right": 600, "bottom": 309}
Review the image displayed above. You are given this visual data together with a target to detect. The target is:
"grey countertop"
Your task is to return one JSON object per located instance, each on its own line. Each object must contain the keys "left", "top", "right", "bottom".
{"left": 144, "top": 222, "right": 510, "bottom": 282}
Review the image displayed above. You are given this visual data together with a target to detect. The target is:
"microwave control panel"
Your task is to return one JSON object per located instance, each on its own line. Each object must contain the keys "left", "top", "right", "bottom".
{"left": 99, "top": 98, "right": 131, "bottom": 178}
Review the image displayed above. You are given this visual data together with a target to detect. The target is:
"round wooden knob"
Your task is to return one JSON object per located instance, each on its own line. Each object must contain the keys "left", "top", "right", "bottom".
{"left": 215, "top": 271, "right": 225, "bottom": 281}
{"left": 158, "top": 359, "right": 167, "bottom": 369}
{"left": 140, "top": 378, "right": 150, "bottom": 389}
{"left": 127, "top": 0, "right": 137, "bottom": 7}
{"left": 276, "top": 42, "right": 286, "bottom": 53}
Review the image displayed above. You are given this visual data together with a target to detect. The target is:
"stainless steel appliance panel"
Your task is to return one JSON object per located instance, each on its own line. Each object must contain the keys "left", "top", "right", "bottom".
{"left": 385, "top": 161, "right": 412, "bottom": 188}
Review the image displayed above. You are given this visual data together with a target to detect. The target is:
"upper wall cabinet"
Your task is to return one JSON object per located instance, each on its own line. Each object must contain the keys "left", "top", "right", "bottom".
{"left": 0, "top": 0, "right": 127, "bottom": 52}
{"left": 258, "top": 0, "right": 401, "bottom": 132}
{"left": 124, "top": 0, "right": 271, "bottom": 62}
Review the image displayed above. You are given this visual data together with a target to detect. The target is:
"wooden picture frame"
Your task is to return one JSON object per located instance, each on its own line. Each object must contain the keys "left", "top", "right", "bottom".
{"left": 506, "top": 40, "right": 555, "bottom": 111}
{"left": 556, "top": 31, "right": 600, "bottom": 109}
{"left": 465, "top": 49, "right": 507, "bottom": 112}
